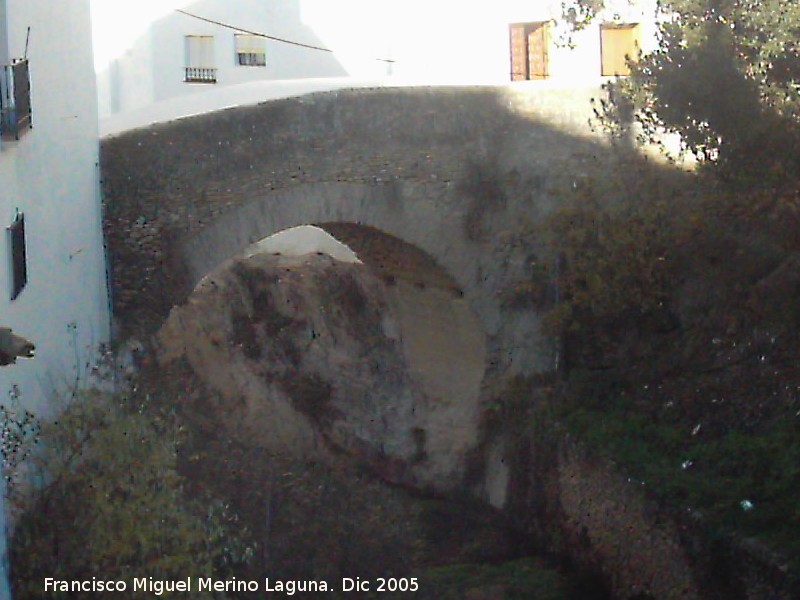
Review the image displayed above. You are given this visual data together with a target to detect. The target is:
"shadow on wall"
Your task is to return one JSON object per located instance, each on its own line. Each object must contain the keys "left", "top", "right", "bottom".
{"left": 98, "top": 0, "right": 347, "bottom": 116}
{"left": 99, "top": 85, "right": 691, "bottom": 379}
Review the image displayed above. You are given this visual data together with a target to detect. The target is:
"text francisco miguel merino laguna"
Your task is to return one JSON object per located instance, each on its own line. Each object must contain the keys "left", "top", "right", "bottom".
{"left": 45, "top": 576, "right": 420, "bottom": 595}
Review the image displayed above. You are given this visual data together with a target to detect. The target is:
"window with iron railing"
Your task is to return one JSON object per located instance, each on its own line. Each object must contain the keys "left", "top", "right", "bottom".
{"left": 185, "top": 35, "right": 216, "bottom": 83}
{"left": 0, "top": 59, "right": 32, "bottom": 140}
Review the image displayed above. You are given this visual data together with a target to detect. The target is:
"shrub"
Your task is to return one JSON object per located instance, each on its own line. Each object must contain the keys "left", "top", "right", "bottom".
{"left": 541, "top": 187, "right": 675, "bottom": 336}
{"left": 414, "top": 557, "right": 583, "bottom": 600}
{"left": 7, "top": 391, "right": 252, "bottom": 599}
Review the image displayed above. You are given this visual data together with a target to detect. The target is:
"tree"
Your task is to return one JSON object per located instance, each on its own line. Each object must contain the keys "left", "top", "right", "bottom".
{"left": 565, "top": 0, "right": 800, "bottom": 183}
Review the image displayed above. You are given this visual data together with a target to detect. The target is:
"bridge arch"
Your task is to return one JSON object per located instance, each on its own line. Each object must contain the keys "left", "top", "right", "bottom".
{"left": 181, "top": 220, "right": 488, "bottom": 484}
{"left": 180, "top": 183, "right": 484, "bottom": 318}
{"left": 100, "top": 84, "right": 688, "bottom": 490}
{"left": 173, "top": 180, "right": 533, "bottom": 383}
{"left": 102, "top": 86, "right": 610, "bottom": 393}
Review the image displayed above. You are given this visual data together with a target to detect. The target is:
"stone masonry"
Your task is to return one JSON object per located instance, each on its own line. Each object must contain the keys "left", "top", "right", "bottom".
{"left": 100, "top": 84, "right": 627, "bottom": 384}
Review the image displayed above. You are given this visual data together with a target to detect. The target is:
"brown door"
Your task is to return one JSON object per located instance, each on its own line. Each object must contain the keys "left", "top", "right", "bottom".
{"left": 509, "top": 24, "right": 528, "bottom": 81}
{"left": 527, "top": 23, "right": 548, "bottom": 79}
{"left": 509, "top": 22, "right": 549, "bottom": 81}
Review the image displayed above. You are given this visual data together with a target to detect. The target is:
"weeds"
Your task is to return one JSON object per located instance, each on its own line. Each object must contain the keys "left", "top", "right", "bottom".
{"left": 5, "top": 390, "right": 252, "bottom": 599}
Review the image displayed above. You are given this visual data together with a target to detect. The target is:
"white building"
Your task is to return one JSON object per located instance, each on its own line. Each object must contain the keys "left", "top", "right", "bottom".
{"left": 95, "top": 0, "right": 348, "bottom": 118}
{"left": 95, "top": 0, "right": 661, "bottom": 119}
{"left": 1, "top": 0, "right": 110, "bottom": 591}
{"left": 380, "top": 0, "right": 661, "bottom": 84}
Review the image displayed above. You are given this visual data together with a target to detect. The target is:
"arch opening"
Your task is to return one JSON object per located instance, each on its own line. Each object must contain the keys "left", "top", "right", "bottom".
{"left": 159, "top": 222, "right": 487, "bottom": 489}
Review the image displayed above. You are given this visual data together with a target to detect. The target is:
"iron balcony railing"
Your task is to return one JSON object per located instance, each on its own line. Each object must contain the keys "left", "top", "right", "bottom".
{"left": 0, "top": 59, "right": 32, "bottom": 141}
{"left": 184, "top": 67, "right": 217, "bottom": 83}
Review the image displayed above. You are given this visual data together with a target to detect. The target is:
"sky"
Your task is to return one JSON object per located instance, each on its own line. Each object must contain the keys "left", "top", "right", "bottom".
{"left": 90, "top": 0, "right": 189, "bottom": 70}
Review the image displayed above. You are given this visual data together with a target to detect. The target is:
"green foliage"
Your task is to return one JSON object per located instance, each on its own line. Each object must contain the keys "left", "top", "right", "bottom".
{"left": 560, "top": 391, "right": 800, "bottom": 569}
{"left": 560, "top": 0, "right": 606, "bottom": 38}
{"left": 412, "top": 557, "right": 584, "bottom": 600}
{"left": 0, "top": 386, "right": 40, "bottom": 492}
{"left": 501, "top": 257, "right": 552, "bottom": 311}
{"left": 539, "top": 179, "right": 676, "bottom": 339}
{"left": 566, "top": 0, "right": 800, "bottom": 181}
{"left": 512, "top": 130, "right": 800, "bottom": 574}
{"left": 483, "top": 375, "right": 537, "bottom": 435}
{"left": 522, "top": 154, "right": 800, "bottom": 358}
{"left": 8, "top": 392, "right": 252, "bottom": 599}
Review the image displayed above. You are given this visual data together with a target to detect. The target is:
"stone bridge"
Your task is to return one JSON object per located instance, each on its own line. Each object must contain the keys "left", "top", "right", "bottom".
{"left": 98, "top": 87, "right": 798, "bottom": 600}
{"left": 100, "top": 84, "right": 635, "bottom": 386}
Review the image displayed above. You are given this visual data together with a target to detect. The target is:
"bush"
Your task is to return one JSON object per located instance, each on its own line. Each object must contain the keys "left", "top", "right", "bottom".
{"left": 413, "top": 557, "right": 585, "bottom": 600}
{"left": 522, "top": 159, "right": 800, "bottom": 573}
{"left": 7, "top": 391, "right": 252, "bottom": 599}
{"left": 541, "top": 187, "right": 675, "bottom": 337}
{"left": 560, "top": 392, "right": 800, "bottom": 571}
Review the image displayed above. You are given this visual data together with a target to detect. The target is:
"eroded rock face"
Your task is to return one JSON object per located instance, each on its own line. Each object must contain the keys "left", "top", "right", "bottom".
{"left": 158, "top": 250, "right": 485, "bottom": 491}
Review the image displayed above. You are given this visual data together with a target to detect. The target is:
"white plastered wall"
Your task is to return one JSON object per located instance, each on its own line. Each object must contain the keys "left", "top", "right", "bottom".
{"left": 0, "top": 0, "right": 110, "bottom": 416}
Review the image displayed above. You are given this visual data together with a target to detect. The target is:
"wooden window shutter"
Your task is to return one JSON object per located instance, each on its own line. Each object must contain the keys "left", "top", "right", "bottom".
{"left": 510, "top": 22, "right": 550, "bottom": 81}
{"left": 509, "top": 24, "right": 528, "bottom": 81}
{"left": 527, "top": 22, "right": 549, "bottom": 79}
{"left": 601, "top": 24, "right": 640, "bottom": 76}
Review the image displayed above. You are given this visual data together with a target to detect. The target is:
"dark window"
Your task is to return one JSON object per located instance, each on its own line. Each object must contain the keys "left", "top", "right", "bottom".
{"left": 8, "top": 212, "right": 26, "bottom": 300}
{"left": 235, "top": 34, "right": 266, "bottom": 67}
{"left": 184, "top": 36, "right": 217, "bottom": 83}
{"left": 0, "top": 59, "right": 33, "bottom": 140}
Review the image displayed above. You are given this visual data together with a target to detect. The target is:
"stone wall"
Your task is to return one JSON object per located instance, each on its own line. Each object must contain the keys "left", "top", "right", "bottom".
{"left": 101, "top": 84, "right": 629, "bottom": 382}
{"left": 489, "top": 424, "right": 797, "bottom": 600}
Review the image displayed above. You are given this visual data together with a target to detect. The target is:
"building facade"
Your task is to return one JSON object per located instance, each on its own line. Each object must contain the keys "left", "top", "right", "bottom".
{"left": 1, "top": 0, "right": 110, "bottom": 592}
{"left": 96, "top": 0, "right": 348, "bottom": 118}
{"left": 385, "top": 0, "right": 660, "bottom": 85}
{"left": 95, "top": 0, "right": 660, "bottom": 119}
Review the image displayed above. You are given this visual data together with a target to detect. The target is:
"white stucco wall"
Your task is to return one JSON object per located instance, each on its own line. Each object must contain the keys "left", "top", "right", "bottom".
{"left": 95, "top": 0, "right": 349, "bottom": 117}
{"left": 379, "top": 0, "right": 660, "bottom": 84}
{"left": 396, "top": 0, "right": 662, "bottom": 82}
{"left": 1, "top": 0, "right": 109, "bottom": 415}
{"left": 1, "top": 0, "right": 109, "bottom": 586}
{"left": 94, "top": 0, "right": 661, "bottom": 119}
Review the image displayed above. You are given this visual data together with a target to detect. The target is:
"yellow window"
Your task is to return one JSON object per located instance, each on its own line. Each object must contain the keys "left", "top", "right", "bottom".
{"left": 600, "top": 23, "right": 641, "bottom": 76}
